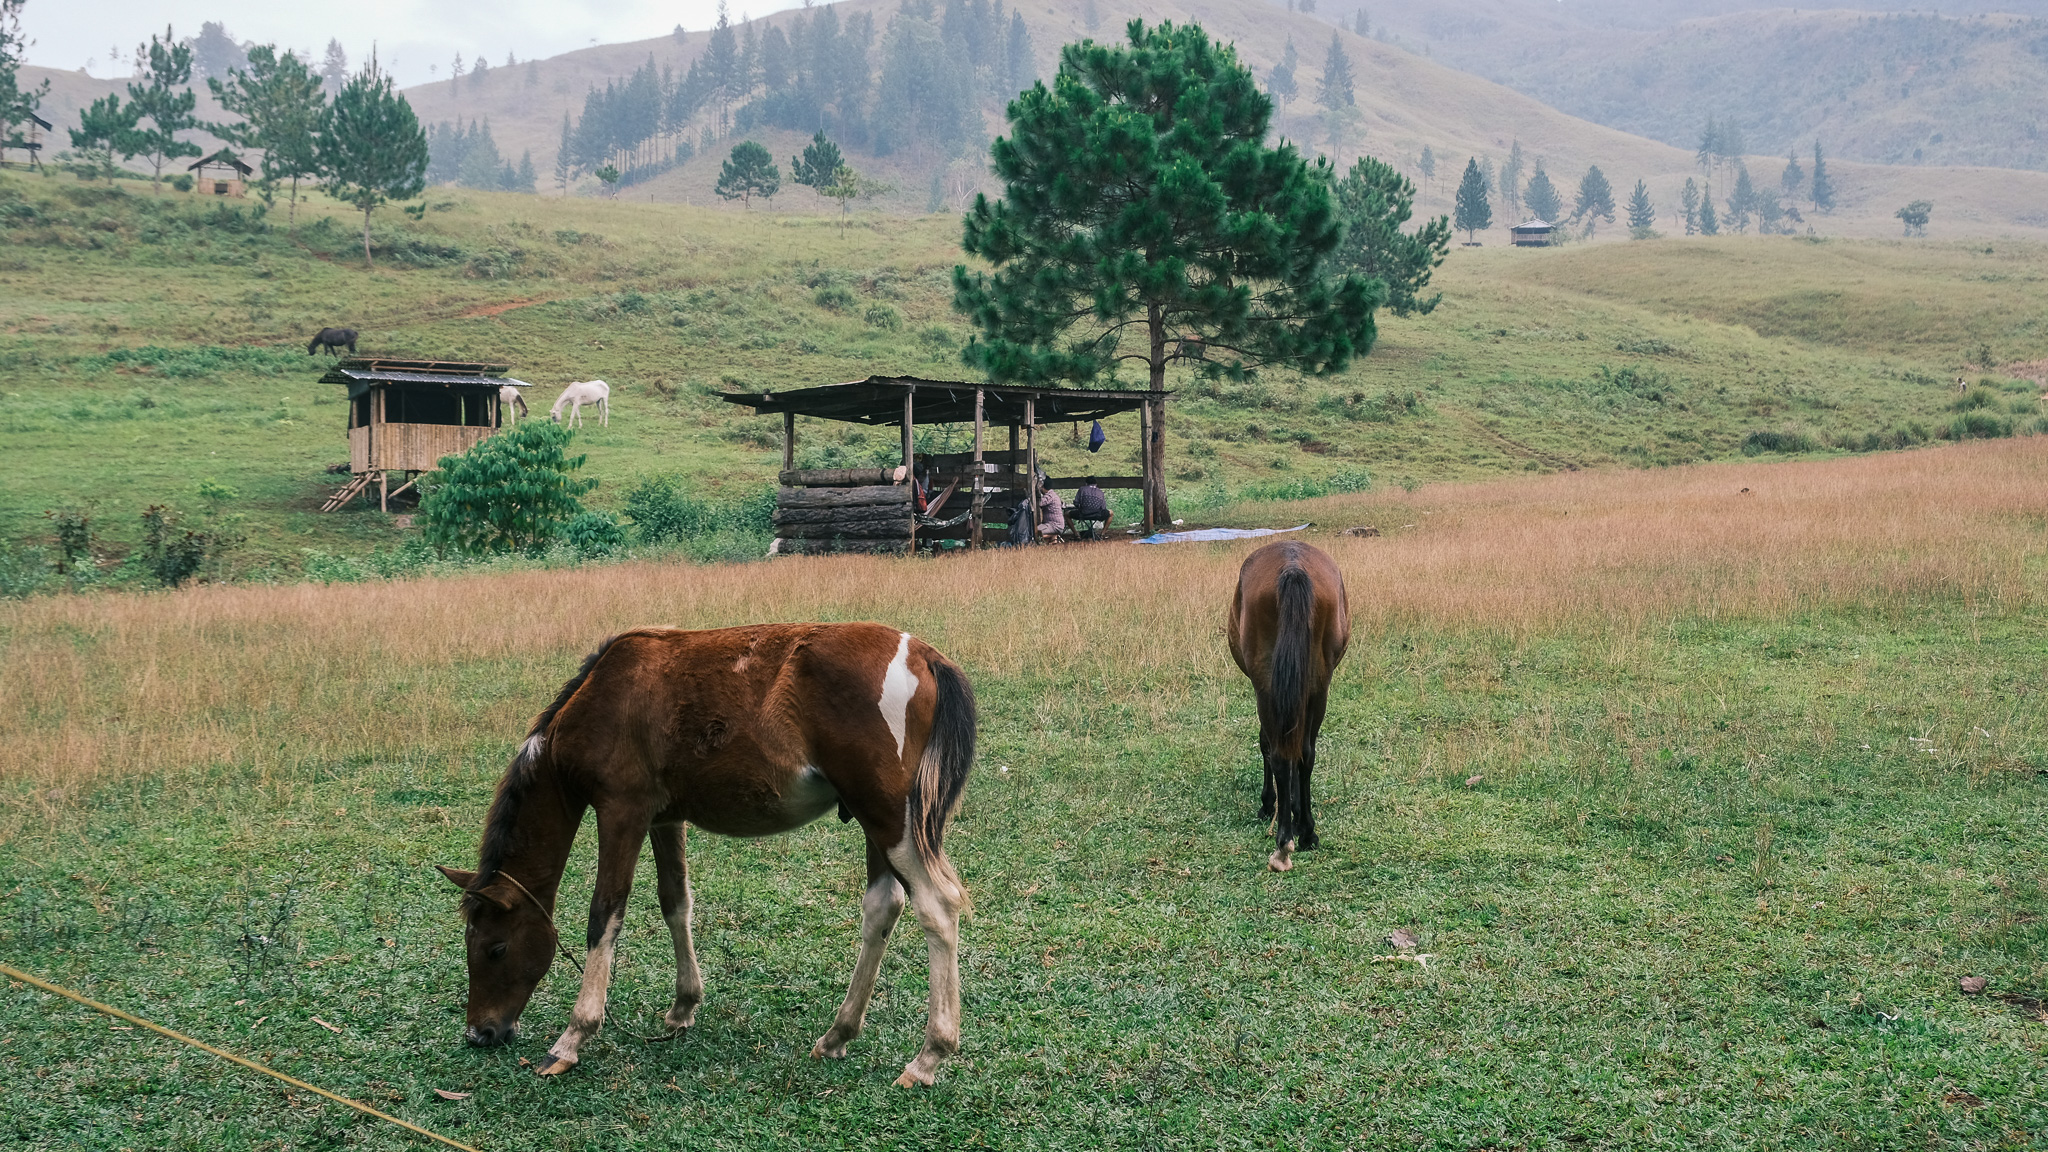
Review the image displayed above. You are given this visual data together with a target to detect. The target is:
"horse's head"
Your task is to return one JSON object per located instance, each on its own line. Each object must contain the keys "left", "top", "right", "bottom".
{"left": 436, "top": 865, "right": 559, "bottom": 1046}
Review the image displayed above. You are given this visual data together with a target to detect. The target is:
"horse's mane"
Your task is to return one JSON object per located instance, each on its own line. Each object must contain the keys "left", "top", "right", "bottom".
{"left": 473, "top": 635, "right": 621, "bottom": 894}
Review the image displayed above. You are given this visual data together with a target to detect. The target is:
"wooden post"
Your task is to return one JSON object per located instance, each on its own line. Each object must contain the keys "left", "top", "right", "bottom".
{"left": 901, "top": 388, "right": 915, "bottom": 470}
{"left": 1024, "top": 397, "right": 1038, "bottom": 544}
{"left": 971, "top": 388, "right": 985, "bottom": 549}
{"left": 378, "top": 471, "right": 389, "bottom": 513}
{"left": 1139, "top": 403, "right": 1156, "bottom": 534}
{"left": 782, "top": 411, "right": 796, "bottom": 472}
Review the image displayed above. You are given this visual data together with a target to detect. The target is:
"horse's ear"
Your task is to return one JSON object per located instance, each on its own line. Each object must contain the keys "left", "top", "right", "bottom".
{"left": 436, "top": 865, "right": 477, "bottom": 890}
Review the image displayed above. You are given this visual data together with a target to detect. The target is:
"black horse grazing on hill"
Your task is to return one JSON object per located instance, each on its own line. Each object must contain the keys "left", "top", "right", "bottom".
{"left": 1227, "top": 541, "right": 1350, "bottom": 872}
{"left": 307, "top": 328, "right": 358, "bottom": 356}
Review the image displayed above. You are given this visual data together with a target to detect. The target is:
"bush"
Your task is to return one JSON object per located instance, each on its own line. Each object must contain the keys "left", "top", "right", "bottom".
{"left": 863, "top": 303, "right": 903, "bottom": 331}
{"left": 1945, "top": 411, "right": 2013, "bottom": 440}
{"left": 1741, "top": 430, "right": 1817, "bottom": 456}
{"left": 169, "top": 174, "right": 194, "bottom": 193}
{"left": 1951, "top": 387, "right": 2001, "bottom": 412}
{"left": 139, "top": 503, "right": 237, "bottom": 587}
{"left": 813, "top": 285, "right": 857, "bottom": 311}
{"left": 0, "top": 543, "right": 52, "bottom": 598}
{"left": 623, "top": 476, "right": 773, "bottom": 544}
{"left": 561, "top": 510, "right": 626, "bottom": 558}
{"left": 419, "top": 422, "right": 598, "bottom": 555}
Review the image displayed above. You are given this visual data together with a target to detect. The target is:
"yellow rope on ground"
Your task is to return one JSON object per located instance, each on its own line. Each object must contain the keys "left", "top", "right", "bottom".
{"left": 1, "top": 961, "right": 481, "bottom": 1152}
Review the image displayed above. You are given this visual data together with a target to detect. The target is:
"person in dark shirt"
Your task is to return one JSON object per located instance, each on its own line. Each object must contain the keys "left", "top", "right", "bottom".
{"left": 1072, "top": 477, "right": 1113, "bottom": 538}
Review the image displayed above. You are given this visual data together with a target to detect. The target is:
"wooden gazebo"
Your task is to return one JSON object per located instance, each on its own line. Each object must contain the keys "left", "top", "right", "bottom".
{"left": 188, "top": 148, "right": 254, "bottom": 196}
{"left": 1510, "top": 219, "right": 1554, "bottom": 247}
{"left": 319, "top": 357, "right": 529, "bottom": 512}
{"left": 722, "top": 376, "right": 1169, "bottom": 555}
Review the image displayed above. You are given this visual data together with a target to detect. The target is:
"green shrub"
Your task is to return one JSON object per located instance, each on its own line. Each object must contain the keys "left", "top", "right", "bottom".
{"left": 863, "top": 303, "right": 903, "bottom": 331}
{"left": 623, "top": 476, "right": 773, "bottom": 544}
{"left": 561, "top": 510, "right": 626, "bottom": 558}
{"left": 813, "top": 285, "right": 856, "bottom": 311}
{"left": 1741, "top": 430, "right": 1817, "bottom": 455}
{"left": 419, "top": 422, "right": 598, "bottom": 555}
{"left": 1951, "top": 387, "right": 2001, "bottom": 412}
{"left": 0, "top": 543, "right": 52, "bottom": 597}
{"left": 138, "top": 503, "right": 237, "bottom": 587}
{"left": 1945, "top": 410, "right": 2013, "bottom": 440}
{"left": 169, "top": 174, "right": 194, "bottom": 193}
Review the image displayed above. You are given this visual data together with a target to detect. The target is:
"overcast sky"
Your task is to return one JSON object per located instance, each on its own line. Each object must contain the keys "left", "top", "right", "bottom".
{"left": 24, "top": 0, "right": 796, "bottom": 88}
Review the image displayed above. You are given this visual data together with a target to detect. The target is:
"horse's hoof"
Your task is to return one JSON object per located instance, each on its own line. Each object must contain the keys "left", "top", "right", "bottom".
{"left": 810, "top": 1037, "right": 849, "bottom": 1060}
{"left": 892, "top": 1067, "right": 936, "bottom": 1088}
{"left": 535, "top": 1055, "right": 577, "bottom": 1077}
{"left": 1257, "top": 805, "right": 1275, "bottom": 823}
{"left": 1267, "top": 849, "right": 1294, "bottom": 873}
{"left": 1298, "top": 831, "right": 1321, "bottom": 851}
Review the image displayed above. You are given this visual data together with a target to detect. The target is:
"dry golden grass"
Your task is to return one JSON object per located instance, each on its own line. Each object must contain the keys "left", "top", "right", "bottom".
{"left": 3, "top": 438, "right": 2042, "bottom": 806}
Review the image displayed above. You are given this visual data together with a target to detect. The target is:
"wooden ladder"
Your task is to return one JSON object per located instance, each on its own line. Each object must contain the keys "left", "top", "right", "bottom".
{"left": 320, "top": 473, "right": 372, "bottom": 512}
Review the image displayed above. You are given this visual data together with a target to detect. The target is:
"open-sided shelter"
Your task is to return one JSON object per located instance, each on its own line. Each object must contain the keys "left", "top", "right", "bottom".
{"left": 318, "top": 357, "right": 529, "bottom": 511}
{"left": 1511, "top": 219, "right": 1554, "bottom": 247}
{"left": 723, "top": 376, "right": 1170, "bottom": 555}
{"left": 188, "top": 148, "right": 254, "bottom": 196}
{"left": 2, "top": 111, "right": 51, "bottom": 169}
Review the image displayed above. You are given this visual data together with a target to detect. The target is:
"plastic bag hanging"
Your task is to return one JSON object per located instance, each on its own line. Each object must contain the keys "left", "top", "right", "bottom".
{"left": 1088, "top": 420, "right": 1106, "bottom": 453}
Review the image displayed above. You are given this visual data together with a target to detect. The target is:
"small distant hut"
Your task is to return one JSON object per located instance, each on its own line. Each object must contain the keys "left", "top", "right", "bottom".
{"left": 1, "top": 111, "right": 51, "bottom": 169}
{"left": 318, "top": 357, "right": 529, "bottom": 511}
{"left": 722, "top": 376, "right": 1169, "bottom": 555}
{"left": 1511, "top": 219, "right": 1554, "bottom": 247}
{"left": 188, "top": 148, "right": 254, "bottom": 197}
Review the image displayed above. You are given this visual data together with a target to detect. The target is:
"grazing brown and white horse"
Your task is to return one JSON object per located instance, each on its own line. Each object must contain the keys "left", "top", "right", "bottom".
{"left": 1227, "top": 542, "right": 1350, "bottom": 872}
{"left": 437, "top": 622, "right": 977, "bottom": 1087}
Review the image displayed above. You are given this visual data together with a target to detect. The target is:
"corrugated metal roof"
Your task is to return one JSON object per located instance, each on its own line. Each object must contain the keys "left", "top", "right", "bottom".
{"left": 325, "top": 368, "right": 528, "bottom": 387}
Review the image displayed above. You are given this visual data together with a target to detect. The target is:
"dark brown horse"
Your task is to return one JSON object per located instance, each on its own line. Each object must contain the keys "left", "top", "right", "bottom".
{"left": 437, "top": 622, "right": 976, "bottom": 1086}
{"left": 1227, "top": 542, "right": 1350, "bottom": 872}
{"left": 306, "top": 327, "right": 357, "bottom": 356}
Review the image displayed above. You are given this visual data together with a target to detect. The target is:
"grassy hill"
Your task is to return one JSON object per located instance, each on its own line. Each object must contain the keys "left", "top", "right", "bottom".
{"left": 2, "top": 167, "right": 2045, "bottom": 587}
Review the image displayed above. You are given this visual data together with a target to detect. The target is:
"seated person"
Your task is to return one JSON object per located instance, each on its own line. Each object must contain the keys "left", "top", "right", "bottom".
{"left": 1036, "top": 479, "right": 1067, "bottom": 537}
{"left": 1071, "top": 477, "right": 1114, "bottom": 535}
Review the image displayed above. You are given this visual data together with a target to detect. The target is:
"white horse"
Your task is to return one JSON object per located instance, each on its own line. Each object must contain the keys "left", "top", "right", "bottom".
{"left": 499, "top": 386, "right": 529, "bottom": 425}
{"left": 551, "top": 380, "right": 610, "bottom": 428}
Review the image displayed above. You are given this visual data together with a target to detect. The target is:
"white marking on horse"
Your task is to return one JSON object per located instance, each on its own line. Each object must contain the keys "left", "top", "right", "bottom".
{"left": 519, "top": 734, "right": 544, "bottom": 763}
{"left": 879, "top": 632, "right": 916, "bottom": 758}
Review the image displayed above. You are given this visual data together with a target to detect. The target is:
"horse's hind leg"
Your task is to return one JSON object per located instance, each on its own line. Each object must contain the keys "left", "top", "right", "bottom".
{"left": 812, "top": 838, "right": 906, "bottom": 1060}
{"left": 885, "top": 837, "right": 964, "bottom": 1087}
{"left": 1256, "top": 709, "right": 1278, "bottom": 823}
{"left": 1296, "top": 691, "right": 1331, "bottom": 852}
{"left": 650, "top": 822, "right": 703, "bottom": 1031}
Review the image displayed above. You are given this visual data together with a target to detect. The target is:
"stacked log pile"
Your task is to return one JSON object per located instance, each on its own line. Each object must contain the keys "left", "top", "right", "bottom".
{"left": 772, "top": 476, "right": 913, "bottom": 556}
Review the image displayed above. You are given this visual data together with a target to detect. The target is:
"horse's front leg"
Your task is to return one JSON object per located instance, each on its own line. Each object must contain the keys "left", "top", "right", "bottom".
{"left": 649, "top": 822, "right": 703, "bottom": 1032}
{"left": 538, "top": 804, "right": 650, "bottom": 1075}
{"left": 1296, "top": 692, "right": 1330, "bottom": 852}
{"left": 811, "top": 838, "right": 905, "bottom": 1060}
{"left": 1256, "top": 705, "right": 1278, "bottom": 823}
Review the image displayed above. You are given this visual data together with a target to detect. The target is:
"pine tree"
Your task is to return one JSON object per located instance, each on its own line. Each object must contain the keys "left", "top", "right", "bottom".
{"left": 457, "top": 119, "right": 502, "bottom": 189}
{"left": 316, "top": 52, "right": 428, "bottom": 267}
{"left": 555, "top": 112, "right": 571, "bottom": 188}
{"left": 954, "top": 20, "right": 1382, "bottom": 527}
{"left": 514, "top": 149, "right": 537, "bottom": 193}
{"left": 1268, "top": 39, "right": 1298, "bottom": 114}
{"left": 1522, "top": 161, "right": 1560, "bottom": 224}
{"left": 1809, "top": 140, "right": 1834, "bottom": 212}
{"left": 706, "top": 4, "right": 741, "bottom": 132}
{"left": 1330, "top": 156, "right": 1452, "bottom": 316}
{"left": 1418, "top": 145, "right": 1434, "bottom": 203}
{"left": 0, "top": 0, "right": 52, "bottom": 145}
{"left": 1697, "top": 193, "right": 1718, "bottom": 236}
{"left": 1569, "top": 164, "right": 1615, "bottom": 236}
{"left": 791, "top": 129, "right": 844, "bottom": 196}
{"left": 715, "top": 139, "right": 779, "bottom": 208}
{"left": 1453, "top": 157, "right": 1492, "bottom": 242}
{"left": 447, "top": 53, "right": 464, "bottom": 96}
{"left": 208, "top": 45, "right": 325, "bottom": 229}
{"left": 1625, "top": 178, "right": 1656, "bottom": 237}
{"left": 187, "top": 22, "right": 248, "bottom": 83}
{"left": 1680, "top": 178, "right": 1700, "bottom": 234}
{"left": 1316, "top": 31, "right": 1354, "bottom": 111}
{"left": 319, "top": 39, "right": 348, "bottom": 96}
{"left": 67, "top": 94, "right": 139, "bottom": 183}
{"left": 1499, "top": 140, "right": 1523, "bottom": 222}
{"left": 1005, "top": 12, "right": 1036, "bottom": 97}
{"left": 1780, "top": 149, "right": 1804, "bottom": 195}
{"left": 1354, "top": 9, "right": 1370, "bottom": 36}
{"left": 127, "top": 26, "right": 203, "bottom": 191}
{"left": 1725, "top": 163, "right": 1756, "bottom": 233}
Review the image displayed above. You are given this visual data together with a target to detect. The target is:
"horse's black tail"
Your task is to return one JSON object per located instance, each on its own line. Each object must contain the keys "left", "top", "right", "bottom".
{"left": 474, "top": 635, "right": 620, "bottom": 889}
{"left": 909, "top": 653, "right": 977, "bottom": 911}
{"left": 1269, "top": 561, "right": 1315, "bottom": 761}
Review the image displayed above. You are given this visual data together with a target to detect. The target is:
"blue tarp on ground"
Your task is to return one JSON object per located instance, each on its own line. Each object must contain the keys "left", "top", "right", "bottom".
{"left": 1135, "top": 523, "right": 1311, "bottom": 545}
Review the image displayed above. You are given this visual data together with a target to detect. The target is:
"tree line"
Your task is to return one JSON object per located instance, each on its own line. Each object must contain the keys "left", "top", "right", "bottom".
{"left": 559, "top": 0, "right": 1036, "bottom": 188}
{"left": 1441, "top": 123, "right": 1842, "bottom": 244}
